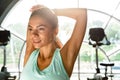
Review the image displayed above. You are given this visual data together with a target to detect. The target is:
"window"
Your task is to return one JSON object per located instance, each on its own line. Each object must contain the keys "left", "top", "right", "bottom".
{"left": 1, "top": 0, "right": 120, "bottom": 79}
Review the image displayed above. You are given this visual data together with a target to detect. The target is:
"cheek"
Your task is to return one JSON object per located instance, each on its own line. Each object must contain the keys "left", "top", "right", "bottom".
{"left": 44, "top": 32, "right": 54, "bottom": 42}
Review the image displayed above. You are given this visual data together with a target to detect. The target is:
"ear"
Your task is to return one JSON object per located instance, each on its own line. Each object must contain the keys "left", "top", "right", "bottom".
{"left": 54, "top": 27, "right": 58, "bottom": 36}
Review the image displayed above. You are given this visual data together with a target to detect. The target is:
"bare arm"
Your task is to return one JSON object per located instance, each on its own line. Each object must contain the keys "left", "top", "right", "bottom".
{"left": 54, "top": 8, "right": 87, "bottom": 77}
{"left": 23, "top": 5, "right": 63, "bottom": 66}
{"left": 23, "top": 29, "right": 35, "bottom": 66}
{"left": 55, "top": 37, "right": 63, "bottom": 49}
{"left": 25, "top": 5, "right": 87, "bottom": 76}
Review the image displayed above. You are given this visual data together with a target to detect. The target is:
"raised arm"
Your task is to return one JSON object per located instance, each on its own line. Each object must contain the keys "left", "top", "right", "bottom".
{"left": 23, "top": 5, "right": 63, "bottom": 66}
{"left": 23, "top": 29, "right": 35, "bottom": 66}
{"left": 54, "top": 8, "right": 87, "bottom": 77}
{"left": 24, "top": 4, "right": 87, "bottom": 76}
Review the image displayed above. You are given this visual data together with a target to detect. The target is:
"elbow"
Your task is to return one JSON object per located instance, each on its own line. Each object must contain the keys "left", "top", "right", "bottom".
{"left": 75, "top": 8, "right": 87, "bottom": 21}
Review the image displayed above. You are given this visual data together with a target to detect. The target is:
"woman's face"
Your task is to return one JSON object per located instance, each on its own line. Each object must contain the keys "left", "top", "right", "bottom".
{"left": 28, "top": 16, "right": 57, "bottom": 48}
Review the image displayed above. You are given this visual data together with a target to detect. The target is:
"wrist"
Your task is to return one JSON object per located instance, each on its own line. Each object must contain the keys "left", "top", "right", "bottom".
{"left": 53, "top": 9, "right": 57, "bottom": 15}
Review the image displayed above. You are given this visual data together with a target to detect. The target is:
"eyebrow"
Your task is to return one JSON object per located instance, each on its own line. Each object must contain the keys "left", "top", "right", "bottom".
{"left": 37, "top": 24, "right": 47, "bottom": 28}
{"left": 28, "top": 24, "right": 47, "bottom": 28}
{"left": 28, "top": 25, "right": 32, "bottom": 28}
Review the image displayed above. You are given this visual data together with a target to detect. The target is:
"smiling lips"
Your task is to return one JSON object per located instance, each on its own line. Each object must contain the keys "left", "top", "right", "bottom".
{"left": 33, "top": 40, "right": 41, "bottom": 43}
{"left": 32, "top": 39, "right": 41, "bottom": 44}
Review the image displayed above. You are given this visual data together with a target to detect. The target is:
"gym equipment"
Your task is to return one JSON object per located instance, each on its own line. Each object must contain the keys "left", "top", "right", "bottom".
{"left": 87, "top": 28, "right": 114, "bottom": 80}
{"left": 0, "top": 30, "right": 16, "bottom": 80}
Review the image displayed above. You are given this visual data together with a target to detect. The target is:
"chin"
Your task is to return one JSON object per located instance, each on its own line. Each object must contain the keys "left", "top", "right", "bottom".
{"left": 34, "top": 47, "right": 40, "bottom": 49}
{"left": 33, "top": 45, "right": 41, "bottom": 49}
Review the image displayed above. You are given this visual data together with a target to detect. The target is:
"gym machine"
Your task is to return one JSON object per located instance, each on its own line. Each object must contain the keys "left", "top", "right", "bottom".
{"left": 0, "top": 30, "right": 16, "bottom": 80}
{"left": 87, "top": 28, "right": 114, "bottom": 80}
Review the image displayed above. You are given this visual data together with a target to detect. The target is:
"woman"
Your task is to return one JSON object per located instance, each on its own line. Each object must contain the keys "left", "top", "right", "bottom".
{"left": 20, "top": 4, "right": 87, "bottom": 80}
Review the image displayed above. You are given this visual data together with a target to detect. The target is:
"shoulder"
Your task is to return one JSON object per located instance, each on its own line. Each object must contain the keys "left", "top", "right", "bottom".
{"left": 28, "top": 49, "right": 39, "bottom": 61}
{"left": 31, "top": 49, "right": 39, "bottom": 55}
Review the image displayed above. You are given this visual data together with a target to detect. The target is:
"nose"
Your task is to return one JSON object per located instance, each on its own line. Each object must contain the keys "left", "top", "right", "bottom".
{"left": 31, "top": 29, "right": 39, "bottom": 36}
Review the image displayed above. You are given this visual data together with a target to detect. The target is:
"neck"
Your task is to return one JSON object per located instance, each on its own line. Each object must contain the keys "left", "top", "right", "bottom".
{"left": 39, "top": 41, "right": 57, "bottom": 60}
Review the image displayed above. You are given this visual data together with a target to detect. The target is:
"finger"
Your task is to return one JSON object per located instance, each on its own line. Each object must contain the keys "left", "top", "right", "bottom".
{"left": 30, "top": 4, "right": 46, "bottom": 12}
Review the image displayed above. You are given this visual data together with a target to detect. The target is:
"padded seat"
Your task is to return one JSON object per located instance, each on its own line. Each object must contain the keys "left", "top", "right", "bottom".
{"left": 100, "top": 63, "right": 114, "bottom": 67}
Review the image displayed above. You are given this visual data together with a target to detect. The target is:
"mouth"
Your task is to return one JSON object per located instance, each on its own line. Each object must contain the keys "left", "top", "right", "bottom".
{"left": 33, "top": 40, "right": 41, "bottom": 44}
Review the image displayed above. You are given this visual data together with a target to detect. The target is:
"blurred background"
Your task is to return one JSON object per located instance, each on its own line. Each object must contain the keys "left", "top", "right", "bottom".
{"left": 0, "top": 0, "right": 120, "bottom": 80}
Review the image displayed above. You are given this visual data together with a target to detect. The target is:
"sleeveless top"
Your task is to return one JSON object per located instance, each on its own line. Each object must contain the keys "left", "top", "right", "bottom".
{"left": 20, "top": 48, "right": 69, "bottom": 80}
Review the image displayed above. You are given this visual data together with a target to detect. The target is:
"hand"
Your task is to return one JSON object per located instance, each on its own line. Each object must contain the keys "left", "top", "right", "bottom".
{"left": 55, "top": 37, "right": 63, "bottom": 49}
{"left": 30, "top": 4, "right": 46, "bottom": 12}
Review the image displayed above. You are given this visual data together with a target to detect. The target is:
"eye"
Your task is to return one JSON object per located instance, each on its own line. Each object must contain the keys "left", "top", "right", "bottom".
{"left": 38, "top": 25, "right": 45, "bottom": 31}
{"left": 28, "top": 25, "right": 33, "bottom": 31}
{"left": 28, "top": 27, "right": 33, "bottom": 31}
{"left": 38, "top": 27, "right": 45, "bottom": 30}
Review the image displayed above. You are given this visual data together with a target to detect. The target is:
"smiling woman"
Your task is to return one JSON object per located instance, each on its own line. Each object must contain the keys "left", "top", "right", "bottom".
{"left": 20, "top": 4, "right": 87, "bottom": 80}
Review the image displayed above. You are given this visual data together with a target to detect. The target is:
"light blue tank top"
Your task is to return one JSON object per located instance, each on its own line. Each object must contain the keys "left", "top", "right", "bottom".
{"left": 20, "top": 48, "right": 69, "bottom": 80}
